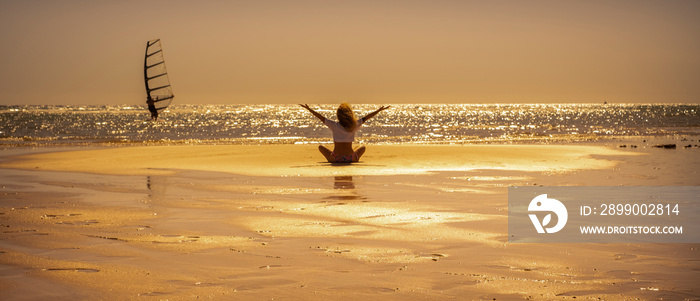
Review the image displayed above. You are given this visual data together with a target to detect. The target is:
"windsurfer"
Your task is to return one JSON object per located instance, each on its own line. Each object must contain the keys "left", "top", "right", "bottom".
{"left": 147, "top": 96, "right": 158, "bottom": 121}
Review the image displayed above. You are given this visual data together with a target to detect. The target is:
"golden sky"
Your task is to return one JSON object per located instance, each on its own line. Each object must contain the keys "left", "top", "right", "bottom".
{"left": 1, "top": 1, "right": 698, "bottom": 105}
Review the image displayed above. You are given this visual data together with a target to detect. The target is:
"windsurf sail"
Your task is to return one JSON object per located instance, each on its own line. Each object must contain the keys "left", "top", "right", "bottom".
{"left": 144, "top": 39, "right": 174, "bottom": 111}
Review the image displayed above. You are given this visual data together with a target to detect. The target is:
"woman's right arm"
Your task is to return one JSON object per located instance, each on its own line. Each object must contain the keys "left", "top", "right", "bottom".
{"left": 361, "top": 105, "right": 390, "bottom": 122}
{"left": 300, "top": 104, "right": 326, "bottom": 122}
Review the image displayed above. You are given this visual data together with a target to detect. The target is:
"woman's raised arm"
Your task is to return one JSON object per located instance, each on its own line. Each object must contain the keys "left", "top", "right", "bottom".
{"left": 361, "top": 106, "right": 390, "bottom": 122}
{"left": 300, "top": 104, "right": 326, "bottom": 122}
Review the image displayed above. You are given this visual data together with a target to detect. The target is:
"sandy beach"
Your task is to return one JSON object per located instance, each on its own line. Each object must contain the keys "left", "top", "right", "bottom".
{"left": 1, "top": 143, "right": 698, "bottom": 300}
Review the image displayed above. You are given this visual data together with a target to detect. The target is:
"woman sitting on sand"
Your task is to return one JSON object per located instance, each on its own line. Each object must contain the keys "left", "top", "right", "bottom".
{"left": 300, "top": 103, "right": 390, "bottom": 163}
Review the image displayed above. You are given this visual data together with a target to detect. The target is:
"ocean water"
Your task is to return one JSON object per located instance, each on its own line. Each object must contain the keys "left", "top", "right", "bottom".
{"left": 1, "top": 104, "right": 698, "bottom": 146}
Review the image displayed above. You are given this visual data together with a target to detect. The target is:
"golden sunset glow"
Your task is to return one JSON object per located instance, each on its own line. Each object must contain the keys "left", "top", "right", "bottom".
{"left": 1, "top": 1, "right": 698, "bottom": 105}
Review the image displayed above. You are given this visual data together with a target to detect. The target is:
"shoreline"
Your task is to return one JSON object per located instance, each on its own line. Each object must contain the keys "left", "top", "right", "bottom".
{"left": 2, "top": 132, "right": 698, "bottom": 148}
{"left": 0, "top": 143, "right": 637, "bottom": 177}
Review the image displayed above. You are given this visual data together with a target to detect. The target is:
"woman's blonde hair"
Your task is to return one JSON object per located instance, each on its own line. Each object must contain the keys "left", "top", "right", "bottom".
{"left": 336, "top": 103, "right": 357, "bottom": 132}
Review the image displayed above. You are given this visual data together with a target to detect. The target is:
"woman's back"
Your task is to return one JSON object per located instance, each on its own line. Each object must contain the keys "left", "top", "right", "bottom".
{"left": 325, "top": 118, "right": 364, "bottom": 143}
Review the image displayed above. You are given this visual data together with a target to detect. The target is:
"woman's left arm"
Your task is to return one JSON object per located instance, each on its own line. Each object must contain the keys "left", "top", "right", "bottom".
{"left": 300, "top": 104, "right": 326, "bottom": 122}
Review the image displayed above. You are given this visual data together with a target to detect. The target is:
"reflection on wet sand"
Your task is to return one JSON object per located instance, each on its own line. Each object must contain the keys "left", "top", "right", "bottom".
{"left": 146, "top": 175, "right": 168, "bottom": 200}
{"left": 333, "top": 176, "right": 355, "bottom": 190}
{"left": 325, "top": 176, "right": 363, "bottom": 202}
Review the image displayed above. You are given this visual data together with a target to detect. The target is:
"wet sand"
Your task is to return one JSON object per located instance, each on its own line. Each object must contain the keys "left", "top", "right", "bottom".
{"left": 0, "top": 144, "right": 629, "bottom": 177}
{"left": 0, "top": 143, "right": 698, "bottom": 300}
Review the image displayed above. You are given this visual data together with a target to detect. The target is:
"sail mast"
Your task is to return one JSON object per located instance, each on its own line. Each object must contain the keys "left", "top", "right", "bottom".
{"left": 143, "top": 40, "right": 152, "bottom": 97}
